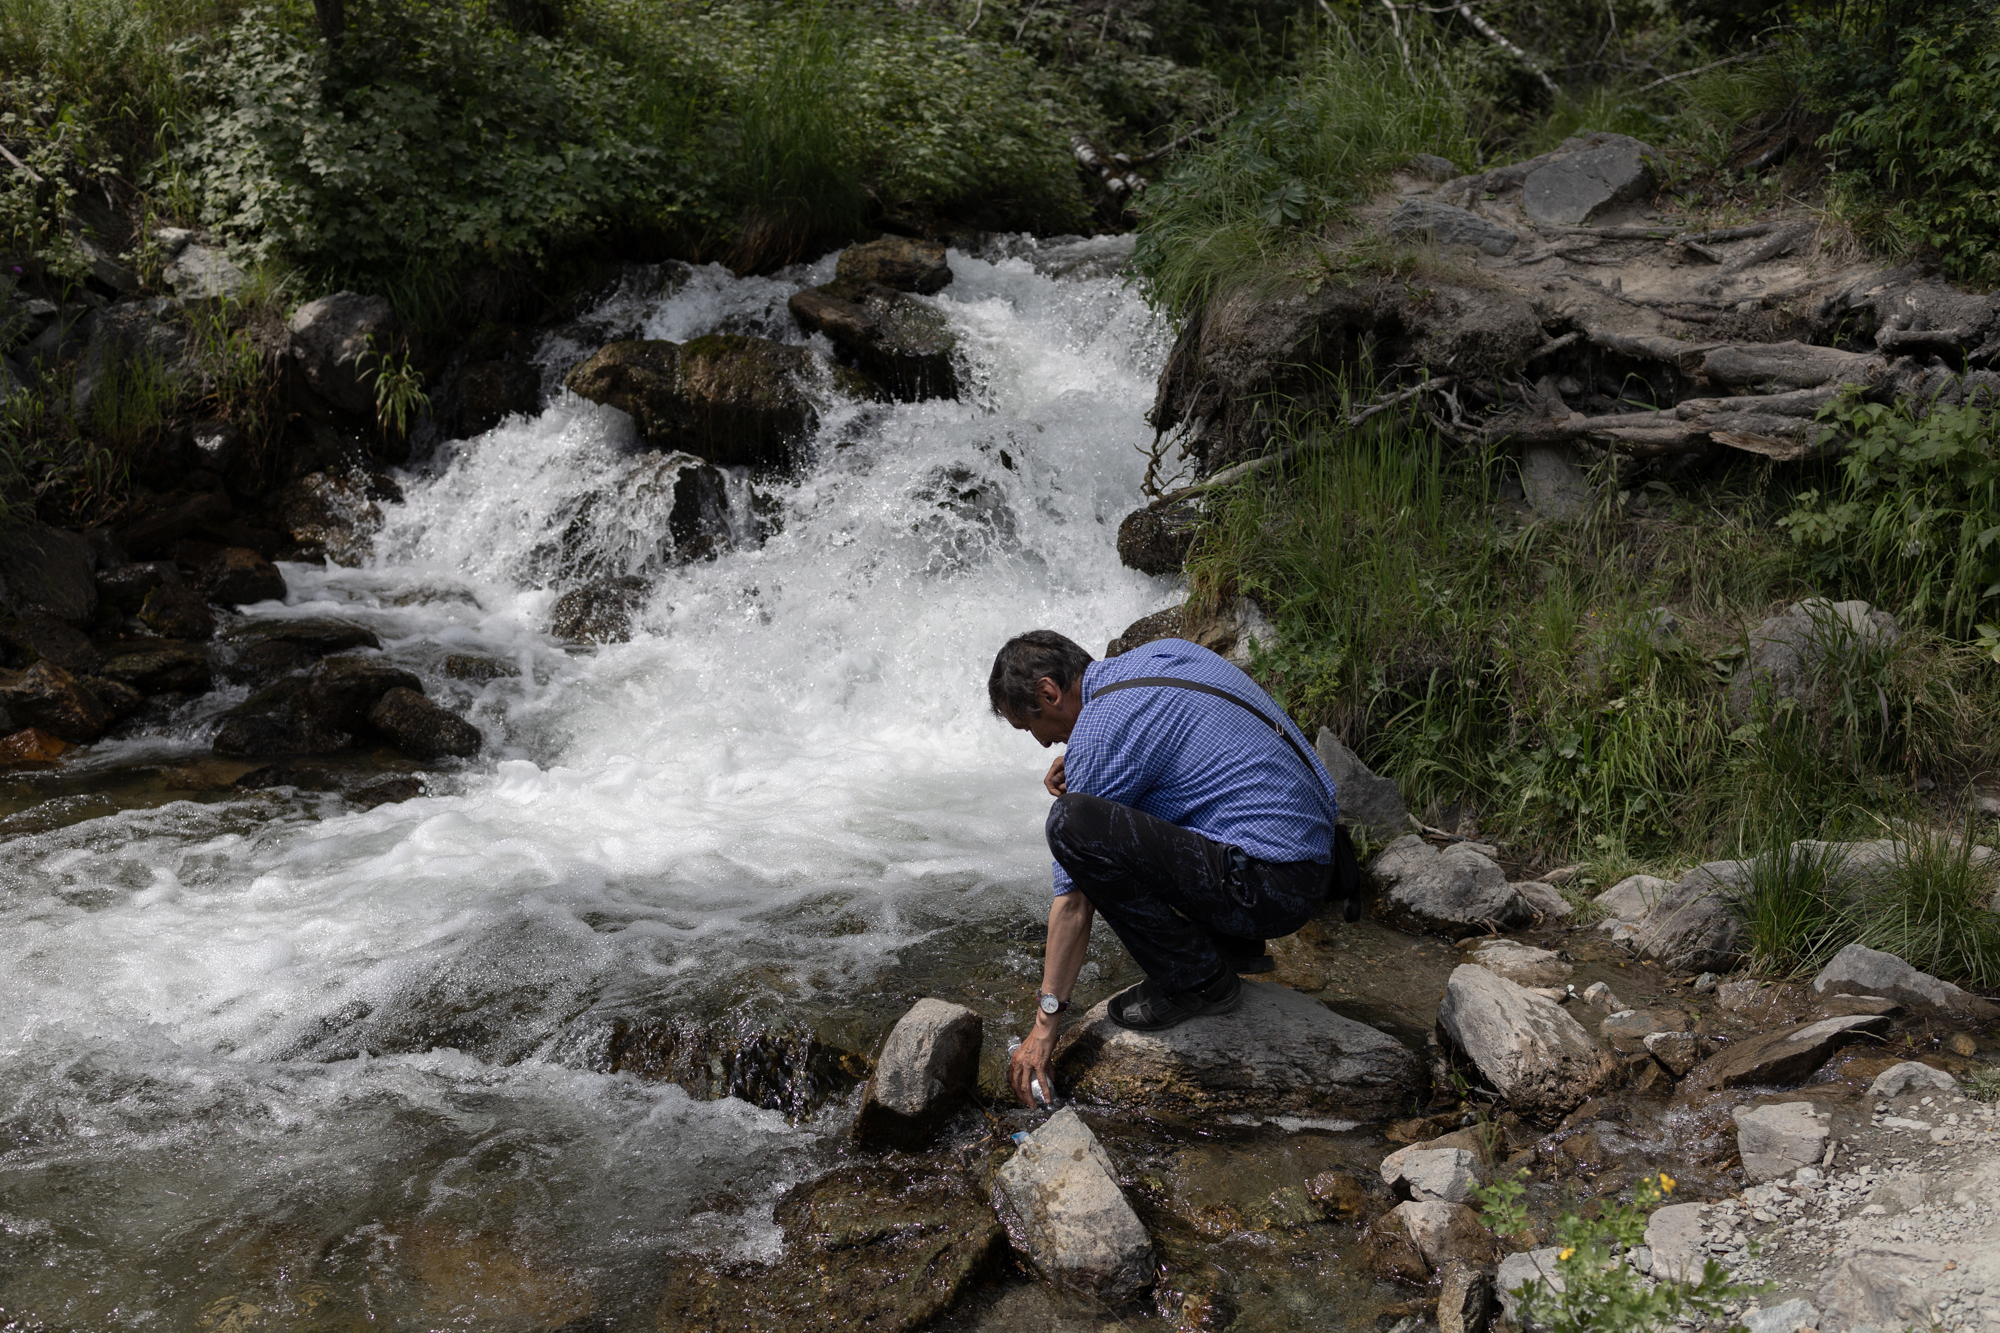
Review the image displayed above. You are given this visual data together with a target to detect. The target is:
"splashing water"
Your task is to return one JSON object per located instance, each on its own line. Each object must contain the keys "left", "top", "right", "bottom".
{"left": 0, "top": 238, "right": 1174, "bottom": 1326}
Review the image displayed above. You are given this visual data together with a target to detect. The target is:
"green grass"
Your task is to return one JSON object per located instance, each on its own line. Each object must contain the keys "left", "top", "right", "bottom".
{"left": 1852, "top": 826, "right": 2000, "bottom": 991}
{"left": 1731, "top": 839, "right": 1853, "bottom": 978}
{"left": 1131, "top": 23, "right": 1479, "bottom": 319}
{"left": 1195, "top": 410, "right": 2000, "bottom": 872}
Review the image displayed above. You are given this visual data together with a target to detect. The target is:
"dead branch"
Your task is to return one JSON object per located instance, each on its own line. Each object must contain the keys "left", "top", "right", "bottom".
{"left": 1456, "top": 3, "right": 1559, "bottom": 97}
{"left": 1635, "top": 49, "right": 1766, "bottom": 94}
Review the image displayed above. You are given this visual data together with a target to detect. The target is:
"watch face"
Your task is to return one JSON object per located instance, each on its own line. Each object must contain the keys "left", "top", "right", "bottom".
{"left": 1039, "top": 994, "right": 1060, "bottom": 1014}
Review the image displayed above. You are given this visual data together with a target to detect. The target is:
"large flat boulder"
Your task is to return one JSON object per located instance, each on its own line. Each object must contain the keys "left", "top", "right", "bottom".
{"left": 835, "top": 237, "right": 952, "bottom": 294}
{"left": 566, "top": 335, "right": 864, "bottom": 468}
{"left": 1315, "top": 728, "right": 1408, "bottom": 843}
{"left": 852, "top": 999, "right": 982, "bottom": 1149}
{"left": 1680, "top": 1014, "right": 1891, "bottom": 1094}
{"left": 788, "top": 281, "right": 957, "bottom": 402}
{"left": 1733, "top": 1102, "right": 1829, "bottom": 1182}
{"left": 1627, "top": 861, "right": 1746, "bottom": 973}
{"left": 1810, "top": 942, "right": 2000, "bottom": 1021}
{"left": 1520, "top": 133, "right": 1661, "bottom": 226}
{"left": 1464, "top": 937, "right": 1573, "bottom": 989}
{"left": 1371, "top": 835, "right": 1536, "bottom": 938}
{"left": 1054, "top": 979, "right": 1420, "bottom": 1120}
{"left": 1436, "top": 964, "right": 1616, "bottom": 1118}
{"left": 990, "top": 1107, "right": 1153, "bottom": 1302}
{"left": 1388, "top": 199, "right": 1519, "bottom": 255}
{"left": 0, "top": 661, "right": 113, "bottom": 742}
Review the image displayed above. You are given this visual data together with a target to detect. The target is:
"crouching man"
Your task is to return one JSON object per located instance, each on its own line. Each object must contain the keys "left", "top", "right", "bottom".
{"left": 989, "top": 629, "right": 1339, "bottom": 1108}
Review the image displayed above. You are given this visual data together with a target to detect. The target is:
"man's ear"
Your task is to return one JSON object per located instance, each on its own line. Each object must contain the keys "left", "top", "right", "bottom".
{"left": 1035, "top": 676, "right": 1063, "bottom": 709}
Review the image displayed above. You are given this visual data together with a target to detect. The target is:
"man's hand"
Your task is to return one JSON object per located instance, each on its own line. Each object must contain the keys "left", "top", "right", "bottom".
{"left": 1009, "top": 1015, "right": 1059, "bottom": 1107}
{"left": 1043, "top": 753, "right": 1067, "bottom": 797}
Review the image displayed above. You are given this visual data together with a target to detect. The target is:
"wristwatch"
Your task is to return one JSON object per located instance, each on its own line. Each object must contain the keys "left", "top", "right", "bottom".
{"left": 1038, "top": 991, "right": 1070, "bottom": 1016}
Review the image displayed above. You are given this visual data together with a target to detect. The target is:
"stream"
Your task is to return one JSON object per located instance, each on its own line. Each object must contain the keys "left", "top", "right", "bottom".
{"left": 0, "top": 238, "right": 1211, "bottom": 1328}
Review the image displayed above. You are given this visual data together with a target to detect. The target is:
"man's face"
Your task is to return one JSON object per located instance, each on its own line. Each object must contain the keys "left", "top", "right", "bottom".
{"left": 1006, "top": 675, "right": 1082, "bottom": 747}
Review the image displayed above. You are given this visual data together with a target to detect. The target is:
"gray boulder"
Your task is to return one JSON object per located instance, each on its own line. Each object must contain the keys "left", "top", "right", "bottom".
{"left": 1463, "top": 937, "right": 1572, "bottom": 988}
{"left": 1733, "top": 1101, "right": 1828, "bottom": 1182}
{"left": 1729, "top": 598, "right": 1902, "bottom": 720}
{"left": 1496, "top": 1247, "right": 1565, "bottom": 1325}
{"left": 1627, "top": 860, "right": 1747, "bottom": 973}
{"left": 1810, "top": 942, "right": 2000, "bottom": 1021}
{"left": 1315, "top": 728, "right": 1408, "bottom": 842}
{"left": 788, "top": 281, "right": 957, "bottom": 402}
{"left": 1520, "top": 134, "right": 1661, "bottom": 226}
{"left": 1742, "top": 1299, "right": 1820, "bottom": 1333}
{"left": 1388, "top": 200, "right": 1520, "bottom": 256}
{"left": 1643, "top": 1202, "right": 1707, "bottom": 1283}
{"left": 1389, "top": 1200, "right": 1495, "bottom": 1271}
{"left": 1521, "top": 441, "right": 1591, "bottom": 520}
{"left": 1436, "top": 964, "right": 1616, "bottom": 1118}
{"left": 990, "top": 1107, "right": 1153, "bottom": 1301}
{"left": 289, "top": 292, "right": 396, "bottom": 416}
{"left": 1818, "top": 1244, "right": 1938, "bottom": 1331}
{"left": 1594, "top": 873, "right": 1670, "bottom": 921}
{"left": 1054, "top": 978, "right": 1421, "bottom": 1120}
{"left": 1867, "top": 1060, "right": 1958, "bottom": 1097}
{"left": 164, "top": 242, "right": 249, "bottom": 304}
{"left": 1511, "top": 879, "right": 1572, "bottom": 920}
{"left": 851, "top": 999, "right": 983, "bottom": 1149}
{"left": 1381, "top": 1146, "right": 1484, "bottom": 1203}
{"left": 1371, "top": 835, "right": 1537, "bottom": 938}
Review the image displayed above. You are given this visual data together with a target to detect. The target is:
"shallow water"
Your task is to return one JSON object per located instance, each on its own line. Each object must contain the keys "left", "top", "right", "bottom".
{"left": 0, "top": 238, "right": 1216, "bottom": 1328}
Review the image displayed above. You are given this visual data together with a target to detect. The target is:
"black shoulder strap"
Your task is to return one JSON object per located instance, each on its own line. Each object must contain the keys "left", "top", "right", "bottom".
{"left": 1087, "top": 675, "right": 1365, "bottom": 923}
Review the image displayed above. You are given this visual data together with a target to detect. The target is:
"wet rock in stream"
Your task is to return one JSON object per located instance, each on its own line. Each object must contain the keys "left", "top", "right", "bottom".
{"left": 992, "top": 1107, "right": 1155, "bottom": 1302}
{"left": 1054, "top": 978, "right": 1422, "bottom": 1120}
{"left": 851, "top": 998, "right": 982, "bottom": 1149}
{"left": 659, "top": 1165, "right": 1002, "bottom": 1333}
{"left": 788, "top": 281, "right": 958, "bottom": 402}
{"left": 1437, "top": 964, "right": 1616, "bottom": 1118}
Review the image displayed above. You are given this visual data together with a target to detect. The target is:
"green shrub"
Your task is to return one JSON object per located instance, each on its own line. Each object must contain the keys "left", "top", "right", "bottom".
{"left": 1131, "top": 23, "right": 1477, "bottom": 318}
{"left": 1803, "top": 2, "right": 2000, "bottom": 284}
{"left": 1782, "top": 393, "right": 2000, "bottom": 640}
{"left": 173, "top": 3, "right": 663, "bottom": 276}
{"left": 1852, "top": 826, "right": 2000, "bottom": 990}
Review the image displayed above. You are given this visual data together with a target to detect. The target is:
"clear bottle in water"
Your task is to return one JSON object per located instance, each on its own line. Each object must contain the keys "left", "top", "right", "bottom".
{"left": 1005, "top": 1036, "right": 1051, "bottom": 1108}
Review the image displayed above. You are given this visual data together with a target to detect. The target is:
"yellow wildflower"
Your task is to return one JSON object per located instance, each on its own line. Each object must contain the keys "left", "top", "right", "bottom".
{"left": 1558, "top": 1247, "right": 1575, "bottom": 1261}
{"left": 1659, "top": 1173, "right": 1675, "bottom": 1194}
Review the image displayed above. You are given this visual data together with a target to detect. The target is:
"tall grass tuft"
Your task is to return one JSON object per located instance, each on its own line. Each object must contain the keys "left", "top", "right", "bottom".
{"left": 1730, "top": 840, "right": 1853, "bottom": 978}
{"left": 1131, "top": 22, "right": 1477, "bottom": 319}
{"left": 1853, "top": 827, "right": 2000, "bottom": 991}
{"left": 722, "top": 17, "right": 866, "bottom": 271}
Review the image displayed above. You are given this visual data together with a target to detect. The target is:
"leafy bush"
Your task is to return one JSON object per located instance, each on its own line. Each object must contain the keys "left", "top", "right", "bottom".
{"left": 1803, "top": 2, "right": 2000, "bottom": 284}
{"left": 1782, "top": 393, "right": 2000, "bottom": 640}
{"left": 1131, "top": 23, "right": 1477, "bottom": 317}
{"left": 173, "top": 3, "right": 662, "bottom": 276}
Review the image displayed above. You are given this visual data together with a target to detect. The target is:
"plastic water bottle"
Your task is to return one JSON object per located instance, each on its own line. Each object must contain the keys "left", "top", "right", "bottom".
{"left": 1005, "top": 1036, "right": 1051, "bottom": 1108}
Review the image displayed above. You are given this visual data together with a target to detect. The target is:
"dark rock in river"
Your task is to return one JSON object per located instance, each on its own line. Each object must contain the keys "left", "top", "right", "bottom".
{"left": 367, "top": 687, "right": 482, "bottom": 760}
{"left": 223, "top": 619, "right": 381, "bottom": 683}
{"left": 302, "top": 656, "right": 425, "bottom": 734}
{"left": 851, "top": 999, "right": 982, "bottom": 1150}
{"left": 1055, "top": 978, "right": 1421, "bottom": 1119}
{"left": 213, "top": 676, "right": 352, "bottom": 756}
{"left": 456, "top": 360, "right": 541, "bottom": 435}
{"left": 95, "top": 561, "right": 181, "bottom": 619}
{"left": 0, "top": 521, "right": 97, "bottom": 622}
{"left": 549, "top": 575, "right": 651, "bottom": 644}
{"left": 100, "top": 643, "right": 212, "bottom": 695}
{"left": 352, "top": 775, "right": 425, "bottom": 808}
{"left": 289, "top": 292, "right": 397, "bottom": 416}
{"left": 201, "top": 547, "right": 288, "bottom": 607}
{"left": 1115, "top": 501, "right": 1201, "bottom": 576}
{"left": 279, "top": 470, "right": 392, "bottom": 567}
{"left": 0, "top": 661, "right": 115, "bottom": 742}
{"left": 2, "top": 614, "right": 102, "bottom": 675}
{"left": 113, "top": 489, "right": 234, "bottom": 560}
{"left": 1679, "top": 1014, "right": 1892, "bottom": 1094}
{"left": 138, "top": 581, "right": 217, "bottom": 641}
{"left": 566, "top": 335, "right": 860, "bottom": 469}
{"left": 835, "top": 236, "right": 953, "bottom": 295}
{"left": 658, "top": 1164, "right": 1001, "bottom": 1333}
{"left": 789, "top": 281, "right": 957, "bottom": 402}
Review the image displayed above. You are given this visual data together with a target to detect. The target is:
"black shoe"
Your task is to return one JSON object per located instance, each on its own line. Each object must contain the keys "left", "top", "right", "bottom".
{"left": 1217, "top": 934, "right": 1275, "bottom": 975}
{"left": 1107, "top": 972, "right": 1244, "bottom": 1031}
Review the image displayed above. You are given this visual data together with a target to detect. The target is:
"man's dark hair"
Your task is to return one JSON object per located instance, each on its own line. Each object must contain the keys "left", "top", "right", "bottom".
{"left": 988, "top": 630, "right": 1094, "bottom": 718}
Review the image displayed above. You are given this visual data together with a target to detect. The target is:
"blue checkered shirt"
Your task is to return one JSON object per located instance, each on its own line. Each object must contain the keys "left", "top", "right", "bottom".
{"left": 1051, "top": 638, "right": 1340, "bottom": 897}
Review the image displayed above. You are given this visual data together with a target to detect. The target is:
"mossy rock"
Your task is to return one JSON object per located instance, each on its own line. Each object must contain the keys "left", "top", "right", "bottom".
{"left": 787, "top": 281, "right": 959, "bottom": 402}
{"left": 565, "top": 335, "right": 869, "bottom": 470}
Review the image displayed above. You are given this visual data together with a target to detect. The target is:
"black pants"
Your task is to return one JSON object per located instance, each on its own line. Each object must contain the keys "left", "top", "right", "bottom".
{"left": 1044, "top": 792, "right": 1329, "bottom": 993}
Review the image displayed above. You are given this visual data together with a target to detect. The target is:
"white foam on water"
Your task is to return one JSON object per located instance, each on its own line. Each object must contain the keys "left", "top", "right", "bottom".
{"left": 0, "top": 240, "right": 1174, "bottom": 1322}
